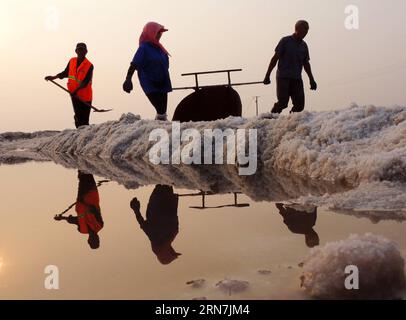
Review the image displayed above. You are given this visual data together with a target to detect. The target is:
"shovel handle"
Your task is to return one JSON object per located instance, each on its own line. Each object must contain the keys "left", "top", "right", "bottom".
{"left": 47, "top": 79, "right": 112, "bottom": 113}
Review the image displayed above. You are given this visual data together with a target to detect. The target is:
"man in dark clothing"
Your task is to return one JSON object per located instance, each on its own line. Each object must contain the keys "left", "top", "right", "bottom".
{"left": 130, "top": 185, "right": 181, "bottom": 265}
{"left": 275, "top": 203, "right": 320, "bottom": 248}
{"left": 45, "top": 43, "right": 94, "bottom": 128}
{"left": 264, "top": 20, "right": 317, "bottom": 113}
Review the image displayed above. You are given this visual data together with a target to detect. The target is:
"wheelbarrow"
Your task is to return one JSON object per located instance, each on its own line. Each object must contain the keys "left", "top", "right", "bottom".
{"left": 178, "top": 191, "right": 250, "bottom": 210}
{"left": 172, "top": 69, "right": 262, "bottom": 122}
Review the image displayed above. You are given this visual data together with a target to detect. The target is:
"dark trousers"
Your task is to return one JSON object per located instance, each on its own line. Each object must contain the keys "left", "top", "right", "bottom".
{"left": 272, "top": 78, "right": 305, "bottom": 114}
{"left": 71, "top": 98, "right": 91, "bottom": 128}
{"left": 146, "top": 92, "right": 168, "bottom": 115}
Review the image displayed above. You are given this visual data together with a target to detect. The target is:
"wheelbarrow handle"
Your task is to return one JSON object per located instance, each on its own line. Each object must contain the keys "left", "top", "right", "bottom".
{"left": 172, "top": 81, "right": 264, "bottom": 91}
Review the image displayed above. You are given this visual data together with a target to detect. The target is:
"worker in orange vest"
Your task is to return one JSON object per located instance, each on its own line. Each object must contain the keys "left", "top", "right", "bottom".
{"left": 55, "top": 171, "right": 104, "bottom": 249}
{"left": 45, "top": 43, "right": 94, "bottom": 128}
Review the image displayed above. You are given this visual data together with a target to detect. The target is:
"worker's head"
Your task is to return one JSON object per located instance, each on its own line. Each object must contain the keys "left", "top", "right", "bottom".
{"left": 152, "top": 243, "right": 182, "bottom": 265}
{"left": 294, "top": 20, "right": 310, "bottom": 40}
{"left": 141, "top": 22, "right": 168, "bottom": 43}
{"left": 305, "top": 229, "right": 320, "bottom": 248}
{"left": 139, "top": 22, "right": 170, "bottom": 55}
{"left": 88, "top": 233, "right": 100, "bottom": 250}
{"left": 156, "top": 29, "right": 168, "bottom": 41}
{"left": 75, "top": 43, "right": 88, "bottom": 59}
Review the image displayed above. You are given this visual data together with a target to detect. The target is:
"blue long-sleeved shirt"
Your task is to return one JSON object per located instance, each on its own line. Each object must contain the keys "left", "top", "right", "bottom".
{"left": 131, "top": 42, "right": 172, "bottom": 94}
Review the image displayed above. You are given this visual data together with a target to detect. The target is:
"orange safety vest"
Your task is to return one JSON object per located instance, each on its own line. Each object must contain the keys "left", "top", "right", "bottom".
{"left": 67, "top": 57, "right": 93, "bottom": 102}
{"left": 75, "top": 189, "right": 103, "bottom": 234}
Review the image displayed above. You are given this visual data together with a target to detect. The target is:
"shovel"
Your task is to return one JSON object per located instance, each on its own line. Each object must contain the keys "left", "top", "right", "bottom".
{"left": 53, "top": 179, "right": 111, "bottom": 220}
{"left": 48, "top": 79, "right": 113, "bottom": 113}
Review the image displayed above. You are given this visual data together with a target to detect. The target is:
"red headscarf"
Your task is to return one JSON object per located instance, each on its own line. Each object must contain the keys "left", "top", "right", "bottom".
{"left": 139, "top": 22, "right": 170, "bottom": 55}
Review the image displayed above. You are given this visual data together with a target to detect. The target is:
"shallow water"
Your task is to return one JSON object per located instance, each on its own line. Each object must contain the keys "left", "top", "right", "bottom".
{"left": 0, "top": 162, "right": 405, "bottom": 300}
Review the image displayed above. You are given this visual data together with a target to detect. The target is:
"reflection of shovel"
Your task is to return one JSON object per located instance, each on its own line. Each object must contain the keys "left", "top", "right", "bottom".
{"left": 53, "top": 179, "right": 110, "bottom": 220}
{"left": 48, "top": 79, "right": 113, "bottom": 113}
{"left": 55, "top": 202, "right": 76, "bottom": 217}
{"left": 96, "top": 180, "right": 110, "bottom": 187}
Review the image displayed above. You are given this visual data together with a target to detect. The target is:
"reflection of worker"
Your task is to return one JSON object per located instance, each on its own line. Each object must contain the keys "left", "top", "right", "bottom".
{"left": 130, "top": 185, "right": 181, "bottom": 265}
{"left": 123, "top": 22, "right": 172, "bottom": 121}
{"left": 55, "top": 171, "right": 104, "bottom": 249}
{"left": 275, "top": 203, "right": 319, "bottom": 248}
{"left": 45, "top": 43, "right": 94, "bottom": 128}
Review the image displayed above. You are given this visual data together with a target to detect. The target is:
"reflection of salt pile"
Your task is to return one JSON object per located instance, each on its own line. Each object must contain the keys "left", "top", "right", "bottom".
{"left": 301, "top": 234, "right": 406, "bottom": 299}
{"left": 295, "top": 181, "right": 406, "bottom": 220}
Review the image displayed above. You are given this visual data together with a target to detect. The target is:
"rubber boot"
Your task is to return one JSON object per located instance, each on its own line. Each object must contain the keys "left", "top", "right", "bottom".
{"left": 155, "top": 114, "right": 168, "bottom": 121}
{"left": 271, "top": 103, "right": 284, "bottom": 114}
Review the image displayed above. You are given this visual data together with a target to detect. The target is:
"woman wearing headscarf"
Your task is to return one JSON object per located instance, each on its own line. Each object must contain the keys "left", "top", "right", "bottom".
{"left": 123, "top": 22, "right": 172, "bottom": 121}
{"left": 130, "top": 185, "right": 181, "bottom": 265}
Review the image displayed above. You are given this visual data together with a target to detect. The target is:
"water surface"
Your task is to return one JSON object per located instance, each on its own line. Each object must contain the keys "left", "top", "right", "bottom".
{"left": 0, "top": 162, "right": 405, "bottom": 299}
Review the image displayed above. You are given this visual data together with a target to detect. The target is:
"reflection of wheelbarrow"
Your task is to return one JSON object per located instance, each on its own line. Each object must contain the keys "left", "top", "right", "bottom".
{"left": 178, "top": 191, "right": 250, "bottom": 210}
{"left": 172, "top": 69, "right": 262, "bottom": 122}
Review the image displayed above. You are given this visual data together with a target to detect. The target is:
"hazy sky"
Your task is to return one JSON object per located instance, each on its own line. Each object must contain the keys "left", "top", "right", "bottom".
{"left": 1, "top": 0, "right": 406, "bottom": 131}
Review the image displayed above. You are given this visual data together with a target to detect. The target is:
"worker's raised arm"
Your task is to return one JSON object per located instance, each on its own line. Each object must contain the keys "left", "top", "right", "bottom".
{"left": 80, "top": 65, "right": 94, "bottom": 87}
{"left": 123, "top": 45, "right": 146, "bottom": 93}
{"left": 126, "top": 63, "right": 137, "bottom": 81}
{"left": 123, "top": 63, "right": 136, "bottom": 93}
{"left": 130, "top": 198, "right": 146, "bottom": 227}
{"left": 303, "top": 61, "right": 317, "bottom": 90}
{"left": 54, "top": 214, "right": 78, "bottom": 226}
{"left": 264, "top": 37, "right": 289, "bottom": 85}
{"left": 66, "top": 215, "right": 79, "bottom": 225}
{"left": 263, "top": 51, "right": 281, "bottom": 85}
{"left": 45, "top": 63, "right": 70, "bottom": 81}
